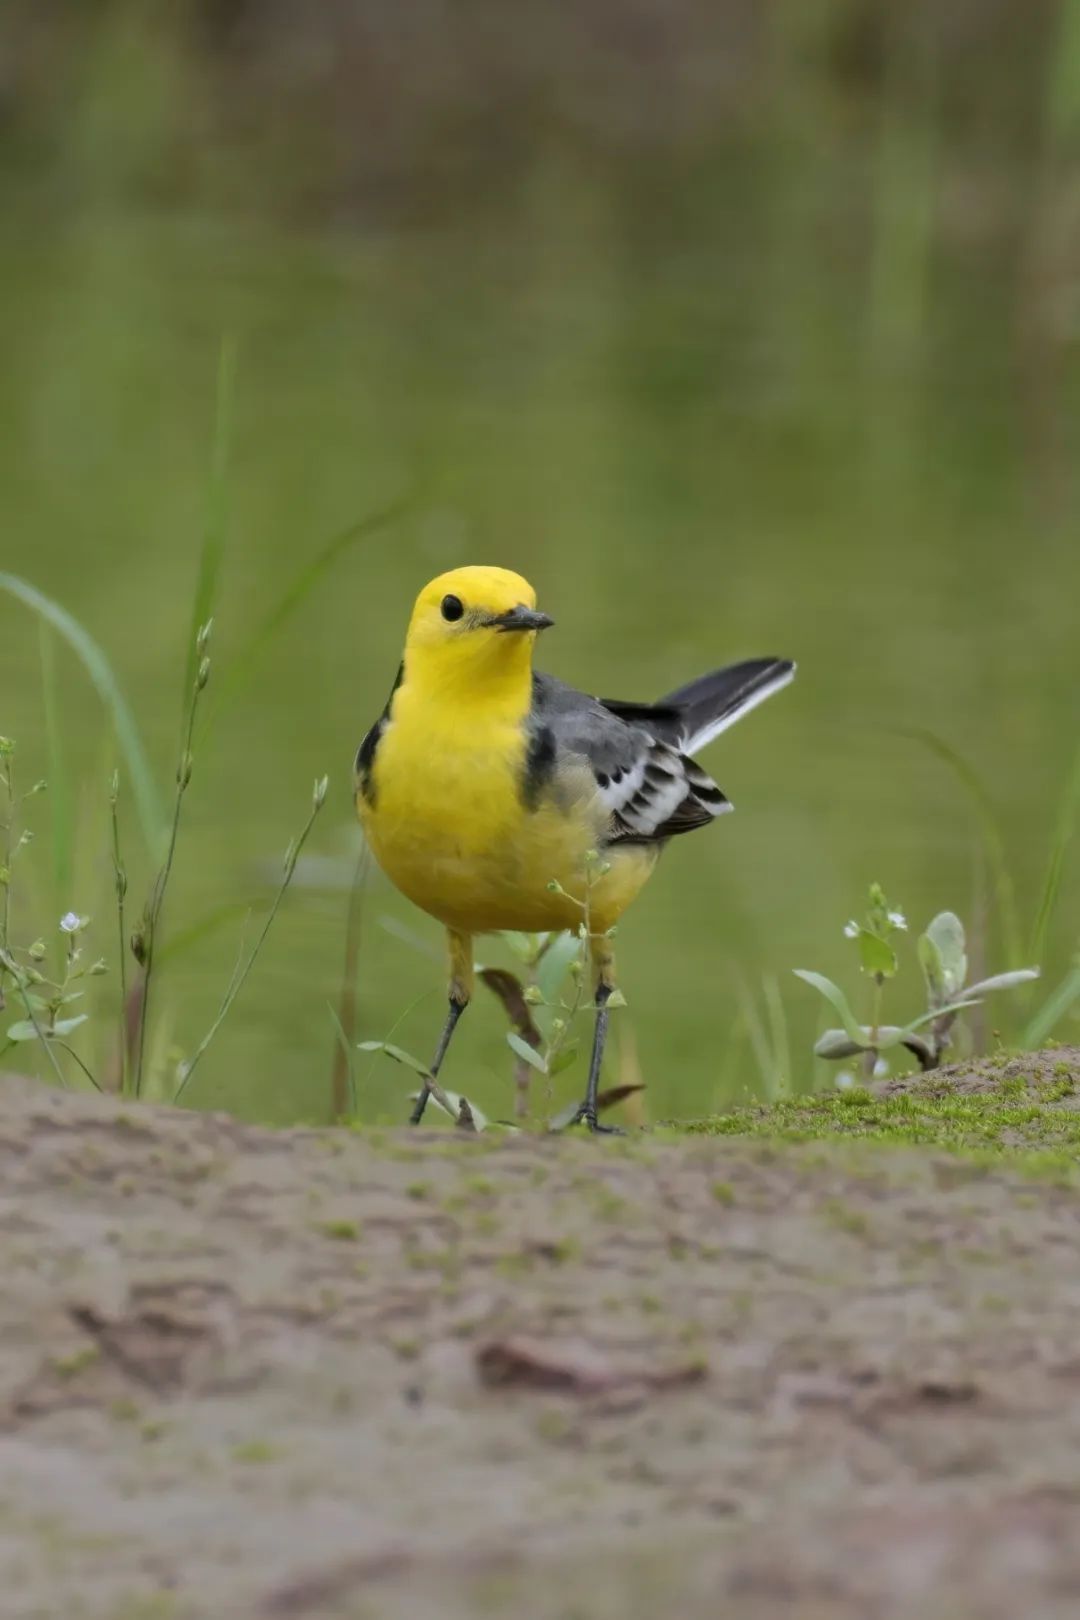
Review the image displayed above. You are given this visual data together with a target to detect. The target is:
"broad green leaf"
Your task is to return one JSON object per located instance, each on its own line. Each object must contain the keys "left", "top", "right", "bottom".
{"left": 924, "top": 911, "right": 967, "bottom": 997}
{"left": 536, "top": 930, "right": 582, "bottom": 1004}
{"left": 52, "top": 1014, "right": 88, "bottom": 1036}
{"left": 6, "top": 1020, "right": 42, "bottom": 1042}
{"left": 507, "top": 1032, "right": 547, "bottom": 1073}
{"left": 503, "top": 931, "right": 537, "bottom": 962}
{"left": 814, "top": 1028, "right": 869, "bottom": 1060}
{"left": 818, "top": 1023, "right": 907, "bottom": 1053}
{"left": 857, "top": 928, "right": 897, "bottom": 979}
{"left": 547, "top": 1040, "right": 580, "bottom": 1076}
{"left": 918, "top": 930, "right": 946, "bottom": 1005}
{"left": 964, "top": 968, "right": 1040, "bottom": 996}
{"left": 792, "top": 970, "right": 864, "bottom": 1043}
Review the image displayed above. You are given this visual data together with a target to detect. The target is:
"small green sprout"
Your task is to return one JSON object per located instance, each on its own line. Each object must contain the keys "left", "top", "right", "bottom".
{"left": 796, "top": 885, "right": 1040, "bottom": 1080}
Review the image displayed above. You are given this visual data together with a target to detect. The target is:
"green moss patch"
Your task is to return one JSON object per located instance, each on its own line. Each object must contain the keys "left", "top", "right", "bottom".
{"left": 686, "top": 1049, "right": 1080, "bottom": 1178}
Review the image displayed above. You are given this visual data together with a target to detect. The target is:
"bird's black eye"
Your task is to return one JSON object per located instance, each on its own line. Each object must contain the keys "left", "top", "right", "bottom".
{"left": 441, "top": 594, "right": 464, "bottom": 622}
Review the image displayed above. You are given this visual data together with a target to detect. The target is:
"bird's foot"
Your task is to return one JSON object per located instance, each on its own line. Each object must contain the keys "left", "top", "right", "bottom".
{"left": 565, "top": 1104, "right": 624, "bottom": 1136}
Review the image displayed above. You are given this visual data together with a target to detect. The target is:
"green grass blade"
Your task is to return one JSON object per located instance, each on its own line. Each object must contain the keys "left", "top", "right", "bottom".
{"left": 1029, "top": 738, "right": 1080, "bottom": 966}
{"left": 38, "top": 622, "right": 74, "bottom": 903}
{"left": 899, "top": 728, "right": 1022, "bottom": 969}
{"left": 0, "top": 572, "right": 164, "bottom": 855}
{"left": 206, "top": 497, "right": 409, "bottom": 727}
{"left": 1022, "top": 956, "right": 1080, "bottom": 1049}
{"left": 182, "top": 335, "right": 236, "bottom": 714}
{"left": 327, "top": 1002, "right": 358, "bottom": 1118}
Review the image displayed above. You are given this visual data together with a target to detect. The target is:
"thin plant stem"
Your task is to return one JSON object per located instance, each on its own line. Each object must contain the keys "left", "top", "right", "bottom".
{"left": 0, "top": 947, "right": 68, "bottom": 1089}
{"left": 330, "top": 845, "right": 369, "bottom": 1118}
{"left": 327, "top": 1002, "right": 358, "bottom": 1117}
{"left": 134, "top": 634, "right": 209, "bottom": 1097}
{"left": 863, "top": 973, "right": 885, "bottom": 1081}
{"left": 0, "top": 750, "right": 14, "bottom": 969}
{"left": 54, "top": 1040, "right": 102, "bottom": 1092}
{"left": 174, "top": 779, "right": 328, "bottom": 1100}
{"left": 109, "top": 772, "right": 129, "bottom": 1095}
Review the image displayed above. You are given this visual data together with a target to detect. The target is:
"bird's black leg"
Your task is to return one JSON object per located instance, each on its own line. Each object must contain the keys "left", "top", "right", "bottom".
{"left": 410, "top": 996, "right": 467, "bottom": 1124}
{"left": 570, "top": 936, "right": 622, "bottom": 1134}
{"left": 410, "top": 928, "right": 473, "bottom": 1126}
{"left": 575, "top": 981, "right": 616, "bottom": 1132}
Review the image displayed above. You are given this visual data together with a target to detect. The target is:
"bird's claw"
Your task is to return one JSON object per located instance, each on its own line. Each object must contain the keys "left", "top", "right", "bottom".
{"left": 565, "top": 1105, "right": 624, "bottom": 1136}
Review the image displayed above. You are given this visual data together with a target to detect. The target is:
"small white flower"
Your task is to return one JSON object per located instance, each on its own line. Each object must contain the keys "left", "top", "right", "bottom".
{"left": 887, "top": 910, "right": 907, "bottom": 931}
{"left": 59, "top": 912, "right": 82, "bottom": 934}
{"left": 843, "top": 920, "right": 859, "bottom": 939}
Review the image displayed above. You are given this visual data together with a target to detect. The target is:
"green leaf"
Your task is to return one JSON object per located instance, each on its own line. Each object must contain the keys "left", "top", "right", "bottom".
{"left": 924, "top": 912, "right": 967, "bottom": 998}
{"left": 548, "top": 1097, "right": 584, "bottom": 1131}
{"left": 356, "top": 1040, "right": 431, "bottom": 1078}
{"left": 964, "top": 968, "right": 1040, "bottom": 997}
{"left": 900, "top": 998, "right": 983, "bottom": 1037}
{"left": 52, "top": 1014, "right": 88, "bottom": 1036}
{"left": 814, "top": 1028, "right": 869, "bottom": 1060}
{"left": 547, "top": 1040, "right": 580, "bottom": 1076}
{"left": 503, "top": 931, "right": 537, "bottom": 962}
{"left": 536, "top": 930, "right": 582, "bottom": 1004}
{"left": 857, "top": 928, "right": 897, "bottom": 979}
{"left": 507, "top": 1032, "right": 547, "bottom": 1073}
{"left": 792, "top": 970, "right": 864, "bottom": 1043}
{"left": 428, "top": 1088, "right": 490, "bottom": 1131}
{"left": 816, "top": 1024, "right": 905, "bottom": 1058}
{"left": 917, "top": 930, "right": 946, "bottom": 1005}
{"left": 6, "top": 1020, "right": 41, "bottom": 1042}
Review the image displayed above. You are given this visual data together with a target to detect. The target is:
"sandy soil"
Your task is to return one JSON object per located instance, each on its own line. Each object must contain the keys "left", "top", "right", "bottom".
{"left": 2, "top": 1057, "right": 1080, "bottom": 1619}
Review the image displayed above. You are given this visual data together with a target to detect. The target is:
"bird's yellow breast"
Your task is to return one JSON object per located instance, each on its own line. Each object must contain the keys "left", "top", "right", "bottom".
{"left": 358, "top": 683, "right": 657, "bottom": 936}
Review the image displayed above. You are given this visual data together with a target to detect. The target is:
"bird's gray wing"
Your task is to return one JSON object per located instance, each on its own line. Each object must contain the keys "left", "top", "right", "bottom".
{"left": 527, "top": 673, "right": 729, "bottom": 845}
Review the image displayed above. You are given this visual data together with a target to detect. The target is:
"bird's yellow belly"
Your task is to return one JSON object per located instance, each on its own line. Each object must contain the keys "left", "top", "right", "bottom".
{"left": 359, "top": 726, "right": 657, "bottom": 935}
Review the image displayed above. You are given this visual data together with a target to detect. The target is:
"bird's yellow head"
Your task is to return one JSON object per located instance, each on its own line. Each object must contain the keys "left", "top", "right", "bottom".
{"left": 402, "top": 566, "right": 553, "bottom": 693}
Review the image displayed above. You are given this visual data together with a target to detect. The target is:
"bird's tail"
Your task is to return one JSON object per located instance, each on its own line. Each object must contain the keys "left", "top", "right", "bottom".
{"left": 659, "top": 658, "right": 795, "bottom": 755}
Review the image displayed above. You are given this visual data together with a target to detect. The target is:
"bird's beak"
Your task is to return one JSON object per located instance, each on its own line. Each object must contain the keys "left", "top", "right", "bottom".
{"left": 489, "top": 605, "right": 555, "bottom": 633}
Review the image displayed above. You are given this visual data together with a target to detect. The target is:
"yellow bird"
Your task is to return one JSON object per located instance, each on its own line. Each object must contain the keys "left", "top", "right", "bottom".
{"left": 355, "top": 566, "right": 793, "bottom": 1131}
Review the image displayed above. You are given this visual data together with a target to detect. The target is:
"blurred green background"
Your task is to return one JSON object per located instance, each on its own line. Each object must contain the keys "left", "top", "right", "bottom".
{"left": 2, "top": 0, "right": 1079, "bottom": 1123}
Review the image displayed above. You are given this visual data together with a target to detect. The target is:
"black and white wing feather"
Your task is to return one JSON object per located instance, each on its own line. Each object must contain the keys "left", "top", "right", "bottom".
{"left": 530, "top": 656, "right": 793, "bottom": 848}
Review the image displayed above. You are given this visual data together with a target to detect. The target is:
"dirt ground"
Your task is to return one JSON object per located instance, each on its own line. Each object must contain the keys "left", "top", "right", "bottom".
{"left": 3, "top": 1057, "right": 1080, "bottom": 1620}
